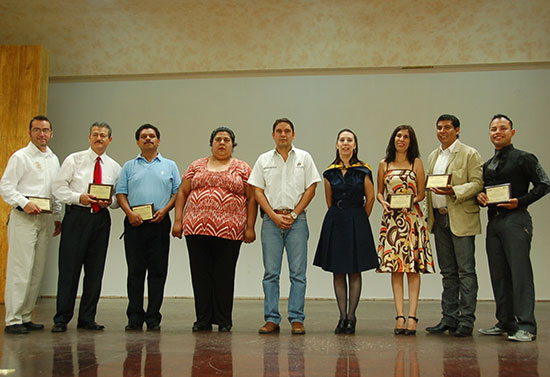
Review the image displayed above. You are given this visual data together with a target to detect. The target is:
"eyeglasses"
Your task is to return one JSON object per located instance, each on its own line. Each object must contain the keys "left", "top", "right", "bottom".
{"left": 31, "top": 128, "right": 51, "bottom": 134}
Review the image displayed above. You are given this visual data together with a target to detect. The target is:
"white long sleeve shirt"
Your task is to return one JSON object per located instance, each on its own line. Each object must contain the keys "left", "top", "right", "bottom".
{"left": 0, "top": 141, "right": 61, "bottom": 216}
{"left": 52, "top": 148, "right": 121, "bottom": 208}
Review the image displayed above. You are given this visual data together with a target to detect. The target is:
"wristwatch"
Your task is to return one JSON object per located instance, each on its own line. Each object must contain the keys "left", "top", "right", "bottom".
{"left": 290, "top": 211, "right": 298, "bottom": 220}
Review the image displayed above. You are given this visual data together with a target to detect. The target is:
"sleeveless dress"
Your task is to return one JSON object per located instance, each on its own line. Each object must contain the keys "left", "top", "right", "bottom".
{"left": 314, "top": 163, "right": 379, "bottom": 274}
{"left": 377, "top": 166, "right": 435, "bottom": 273}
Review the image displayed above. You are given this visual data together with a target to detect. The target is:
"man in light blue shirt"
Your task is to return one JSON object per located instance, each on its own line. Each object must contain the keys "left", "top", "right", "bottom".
{"left": 116, "top": 124, "right": 181, "bottom": 331}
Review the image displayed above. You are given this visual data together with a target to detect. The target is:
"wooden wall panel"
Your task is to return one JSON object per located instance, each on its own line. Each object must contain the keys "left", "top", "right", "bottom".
{"left": 0, "top": 45, "right": 49, "bottom": 304}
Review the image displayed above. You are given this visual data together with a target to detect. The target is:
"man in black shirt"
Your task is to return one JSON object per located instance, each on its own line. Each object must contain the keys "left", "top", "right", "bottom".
{"left": 477, "top": 114, "right": 549, "bottom": 342}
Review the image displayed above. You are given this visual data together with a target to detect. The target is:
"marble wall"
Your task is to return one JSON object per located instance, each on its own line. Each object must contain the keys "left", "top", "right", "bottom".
{"left": 1, "top": 0, "right": 549, "bottom": 78}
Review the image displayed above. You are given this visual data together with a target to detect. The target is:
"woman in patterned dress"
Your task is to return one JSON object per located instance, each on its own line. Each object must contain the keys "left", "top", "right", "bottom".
{"left": 314, "top": 129, "right": 378, "bottom": 334}
{"left": 376, "top": 125, "right": 434, "bottom": 335}
{"left": 172, "top": 127, "right": 257, "bottom": 332}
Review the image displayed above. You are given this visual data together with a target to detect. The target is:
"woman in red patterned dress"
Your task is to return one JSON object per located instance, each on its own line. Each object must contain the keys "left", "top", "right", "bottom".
{"left": 376, "top": 125, "right": 434, "bottom": 335}
{"left": 172, "top": 127, "right": 257, "bottom": 332}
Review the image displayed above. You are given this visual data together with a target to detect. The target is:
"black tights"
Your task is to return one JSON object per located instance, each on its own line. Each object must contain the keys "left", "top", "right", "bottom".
{"left": 333, "top": 273, "right": 362, "bottom": 321}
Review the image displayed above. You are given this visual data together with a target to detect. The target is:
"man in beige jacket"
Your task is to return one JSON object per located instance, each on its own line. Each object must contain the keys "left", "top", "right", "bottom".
{"left": 425, "top": 114, "right": 483, "bottom": 337}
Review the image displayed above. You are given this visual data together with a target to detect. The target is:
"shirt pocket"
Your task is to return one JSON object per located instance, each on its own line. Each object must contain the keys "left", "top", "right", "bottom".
{"left": 293, "top": 164, "right": 306, "bottom": 189}
{"left": 262, "top": 166, "right": 279, "bottom": 183}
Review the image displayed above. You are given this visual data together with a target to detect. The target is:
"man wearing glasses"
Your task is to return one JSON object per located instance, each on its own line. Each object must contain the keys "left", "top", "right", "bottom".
{"left": 0, "top": 115, "right": 62, "bottom": 334}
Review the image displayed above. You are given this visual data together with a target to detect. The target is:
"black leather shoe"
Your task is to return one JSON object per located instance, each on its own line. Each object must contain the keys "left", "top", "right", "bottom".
{"left": 454, "top": 325, "right": 473, "bottom": 337}
{"left": 23, "top": 321, "right": 44, "bottom": 331}
{"left": 147, "top": 324, "right": 161, "bottom": 331}
{"left": 125, "top": 323, "right": 143, "bottom": 331}
{"left": 426, "top": 322, "right": 456, "bottom": 334}
{"left": 77, "top": 322, "right": 105, "bottom": 331}
{"left": 218, "top": 325, "right": 232, "bottom": 332}
{"left": 335, "top": 319, "right": 347, "bottom": 334}
{"left": 51, "top": 323, "right": 67, "bottom": 333}
{"left": 394, "top": 316, "right": 406, "bottom": 335}
{"left": 192, "top": 323, "right": 212, "bottom": 332}
{"left": 344, "top": 319, "right": 356, "bottom": 334}
{"left": 5, "top": 324, "right": 29, "bottom": 334}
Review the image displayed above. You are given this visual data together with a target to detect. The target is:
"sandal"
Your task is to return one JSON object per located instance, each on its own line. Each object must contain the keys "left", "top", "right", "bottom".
{"left": 394, "top": 315, "right": 406, "bottom": 335}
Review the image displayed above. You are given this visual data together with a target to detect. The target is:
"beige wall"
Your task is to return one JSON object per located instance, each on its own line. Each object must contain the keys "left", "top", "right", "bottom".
{"left": 1, "top": 0, "right": 549, "bottom": 78}
{"left": 43, "top": 68, "right": 550, "bottom": 300}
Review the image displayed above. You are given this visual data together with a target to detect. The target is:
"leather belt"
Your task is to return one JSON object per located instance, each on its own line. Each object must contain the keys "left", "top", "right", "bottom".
{"left": 67, "top": 204, "right": 105, "bottom": 214}
{"left": 273, "top": 209, "right": 291, "bottom": 215}
{"left": 435, "top": 207, "right": 448, "bottom": 215}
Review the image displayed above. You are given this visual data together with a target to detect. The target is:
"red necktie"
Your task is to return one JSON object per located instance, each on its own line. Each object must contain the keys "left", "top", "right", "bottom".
{"left": 92, "top": 156, "right": 102, "bottom": 213}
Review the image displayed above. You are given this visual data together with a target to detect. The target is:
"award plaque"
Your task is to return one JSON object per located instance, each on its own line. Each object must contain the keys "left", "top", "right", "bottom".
{"left": 132, "top": 204, "right": 154, "bottom": 221}
{"left": 389, "top": 193, "right": 414, "bottom": 210}
{"left": 27, "top": 196, "right": 52, "bottom": 213}
{"left": 486, "top": 183, "right": 511, "bottom": 204}
{"left": 88, "top": 183, "right": 113, "bottom": 201}
{"left": 426, "top": 174, "right": 452, "bottom": 189}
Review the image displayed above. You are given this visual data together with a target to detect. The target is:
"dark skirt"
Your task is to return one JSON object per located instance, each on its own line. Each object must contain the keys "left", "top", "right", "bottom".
{"left": 314, "top": 206, "right": 379, "bottom": 274}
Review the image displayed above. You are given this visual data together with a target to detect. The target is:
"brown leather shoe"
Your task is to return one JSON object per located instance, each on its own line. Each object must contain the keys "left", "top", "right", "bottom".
{"left": 259, "top": 322, "right": 280, "bottom": 334}
{"left": 291, "top": 321, "right": 305, "bottom": 335}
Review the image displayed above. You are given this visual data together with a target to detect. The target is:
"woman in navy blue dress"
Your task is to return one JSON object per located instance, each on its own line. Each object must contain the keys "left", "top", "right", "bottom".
{"left": 314, "top": 129, "right": 378, "bottom": 334}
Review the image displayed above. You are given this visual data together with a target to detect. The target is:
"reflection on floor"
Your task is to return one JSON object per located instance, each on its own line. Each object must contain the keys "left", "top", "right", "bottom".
{"left": 0, "top": 299, "right": 547, "bottom": 376}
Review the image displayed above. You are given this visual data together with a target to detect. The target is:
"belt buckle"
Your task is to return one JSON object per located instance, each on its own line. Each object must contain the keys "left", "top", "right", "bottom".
{"left": 437, "top": 207, "right": 448, "bottom": 215}
{"left": 336, "top": 200, "right": 343, "bottom": 209}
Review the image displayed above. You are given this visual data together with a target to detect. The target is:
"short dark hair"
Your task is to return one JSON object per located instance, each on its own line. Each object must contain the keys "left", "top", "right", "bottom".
{"left": 29, "top": 115, "right": 52, "bottom": 130}
{"left": 90, "top": 122, "right": 112, "bottom": 137}
{"left": 490, "top": 114, "right": 513, "bottom": 129}
{"left": 210, "top": 126, "right": 238, "bottom": 148}
{"left": 384, "top": 125, "right": 420, "bottom": 164}
{"left": 436, "top": 114, "right": 460, "bottom": 138}
{"left": 272, "top": 118, "right": 295, "bottom": 132}
{"left": 135, "top": 123, "right": 160, "bottom": 140}
{"left": 330, "top": 129, "right": 363, "bottom": 166}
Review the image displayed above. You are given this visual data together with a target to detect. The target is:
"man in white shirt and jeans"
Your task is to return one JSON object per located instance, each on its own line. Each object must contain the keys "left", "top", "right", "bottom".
{"left": 51, "top": 122, "right": 121, "bottom": 332}
{"left": 0, "top": 115, "right": 62, "bottom": 334}
{"left": 249, "top": 118, "right": 321, "bottom": 335}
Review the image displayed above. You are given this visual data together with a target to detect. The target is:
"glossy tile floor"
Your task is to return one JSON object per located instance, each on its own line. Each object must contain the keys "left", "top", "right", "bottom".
{"left": 0, "top": 298, "right": 547, "bottom": 376}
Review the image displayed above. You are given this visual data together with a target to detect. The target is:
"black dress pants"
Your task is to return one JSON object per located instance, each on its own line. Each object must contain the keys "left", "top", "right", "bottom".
{"left": 185, "top": 235, "right": 241, "bottom": 327}
{"left": 54, "top": 205, "right": 110, "bottom": 325}
{"left": 486, "top": 209, "right": 536, "bottom": 334}
{"left": 123, "top": 215, "right": 171, "bottom": 326}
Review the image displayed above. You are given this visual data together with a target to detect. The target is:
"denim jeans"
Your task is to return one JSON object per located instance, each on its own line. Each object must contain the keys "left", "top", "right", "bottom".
{"left": 261, "top": 212, "right": 309, "bottom": 324}
{"left": 432, "top": 211, "right": 478, "bottom": 328}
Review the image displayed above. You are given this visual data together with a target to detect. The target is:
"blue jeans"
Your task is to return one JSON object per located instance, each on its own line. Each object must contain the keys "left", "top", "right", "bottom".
{"left": 261, "top": 212, "right": 309, "bottom": 324}
{"left": 432, "top": 211, "right": 478, "bottom": 328}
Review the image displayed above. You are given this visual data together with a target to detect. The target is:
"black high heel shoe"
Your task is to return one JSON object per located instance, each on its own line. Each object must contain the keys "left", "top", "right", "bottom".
{"left": 344, "top": 318, "right": 356, "bottom": 334}
{"left": 394, "top": 315, "right": 406, "bottom": 335}
{"left": 404, "top": 316, "right": 418, "bottom": 335}
{"left": 334, "top": 318, "right": 347, "bottom": 334}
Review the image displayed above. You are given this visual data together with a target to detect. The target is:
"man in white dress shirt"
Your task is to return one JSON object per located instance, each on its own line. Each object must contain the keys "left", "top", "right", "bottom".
{"left": 248, "top": 118, "right": 321, "bottom": 335}
{"left": 51, "top": 122, "right": 121, "bottom": 332}
{"left": 0, "top": 115, "right": 62, "bottom": 334}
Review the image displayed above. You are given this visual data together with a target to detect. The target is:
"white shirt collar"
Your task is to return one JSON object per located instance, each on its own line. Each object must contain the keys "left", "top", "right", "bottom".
{"left": 439, "top": 139, "right": 459, "bottom": 154}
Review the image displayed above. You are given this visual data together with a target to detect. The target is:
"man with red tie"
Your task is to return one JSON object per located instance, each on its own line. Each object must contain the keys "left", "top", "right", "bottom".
{"left": 51, "top": 122, "right": 121, "bottom": 332}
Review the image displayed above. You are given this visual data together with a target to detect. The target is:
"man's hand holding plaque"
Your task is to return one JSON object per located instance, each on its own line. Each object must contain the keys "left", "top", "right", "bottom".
{"left": 88, "top": 183, "right": 113, "bottom": 201}
{"left": 132, "top": 204, "right": 154, "bottom": 221}
{"left": 477, "top": 183, "right": 518, "bottom": 209}
{"left": 427, "top": 174, "right": 454, "bottom": 196}
{"left": 485, "top": 183, "right": 511, "bottom": 204}
{"left": 26, "top": 196, "right": 52, "bottom": 214}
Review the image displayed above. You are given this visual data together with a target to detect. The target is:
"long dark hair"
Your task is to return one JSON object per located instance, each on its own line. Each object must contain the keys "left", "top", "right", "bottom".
{"left": 330, "top": 129, "right": 363, "bottom": 166}
{"left": 384, "top": 125, "right": 420, "bottom": 164}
